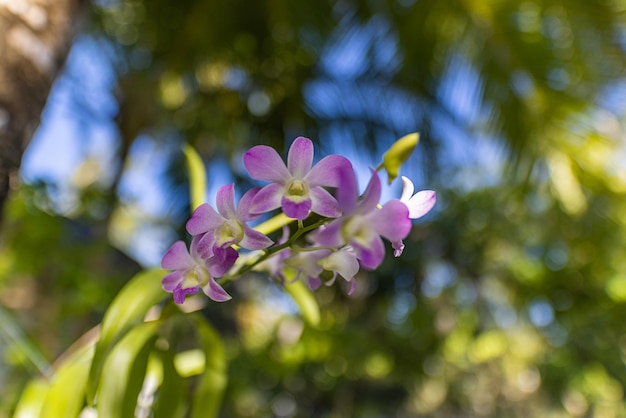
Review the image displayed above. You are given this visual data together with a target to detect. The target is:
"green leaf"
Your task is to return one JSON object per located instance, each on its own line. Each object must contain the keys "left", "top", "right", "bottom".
{"left": 87, "top": 268, "right": 166, "bottom": 404}
{"left": 190, "top": 316, "right": 227, "bottom": 418}
{"left": 183, "top": 144, "right": 207, "bottom": 211}
{"left": 96, "top": 321, "right": 159, "bottom": 418}
{"left": 154, "top": 350, "right": 186, "bottom": 418}
{"left": 379, "top": 133, "right": 419, "bottom": 184}
{"left": 284, "top": 275, "right": 320, "bottom": 327}
{"left": 174, "top": 348, "right": 205, "bottom": 377}
{"left": 12, "top": 378, "right": 50, "bottom": 418}
{"left": 41, "top": 343, "right": 94, "bottom": 418}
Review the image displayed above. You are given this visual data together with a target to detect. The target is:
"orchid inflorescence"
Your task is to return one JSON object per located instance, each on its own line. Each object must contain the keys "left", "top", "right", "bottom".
{"left": 161, "top": 136, "right": 436, "bottom": 304}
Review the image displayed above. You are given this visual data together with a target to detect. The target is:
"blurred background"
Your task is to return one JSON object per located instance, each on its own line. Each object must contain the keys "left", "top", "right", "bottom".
{"left": 2, "top": 0, "right": 626, "bottom": 416}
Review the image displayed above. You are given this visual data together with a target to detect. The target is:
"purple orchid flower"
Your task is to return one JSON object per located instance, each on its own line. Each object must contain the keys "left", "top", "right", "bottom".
{"left": 161, "top": 236, "right": 231, "bottom": 303}
{"left": 186, "top": 184, "right": 273, "bottom": 273}
{"left": 285, "top": 246, "right": 360, "bottom": 294}
{"left": 310, "top": 167, "right": 411, "bottom": 270}
{"left": 243, "top": 136, "right": 352, "bottom": 219}
{"left": 392, "top": 176, "right": 437, "bottom": 256}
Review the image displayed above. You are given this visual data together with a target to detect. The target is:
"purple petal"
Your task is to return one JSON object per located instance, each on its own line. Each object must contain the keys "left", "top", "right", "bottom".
{"left": 407, "top": 190, "right": 436, "bottom": 219}
{"left": 195, "top": 233, "right": 216, "bottom": 259}
{"left": 162, "top": 271, "right": 184, "bottom": 292}
{"left": 250, "top": 183, "right": 284, "bottom": 214}
{"left": 392, "top": 240, "right": 405, "bottom": 257}
{"left": 202, "top": 278, "right": 232, "bottom": 302}
{"left": 335, "top": 165, "right": 358, "bottom": 214}
{"left": 173, "top": 284, "right": 199, "bottom": 304}
{"left": 371, "top": 200, "right": 411, "bottom": 242}
{"left": 281, "top": 196, "right": 312, "bottom": 219}
{"left": 309, "top": 220, "right": 344, "bottom": 247}
{"left": 357, "top": 169, "right": 381, "bottom": 214}
{"left": 215, "top": 184, "right": 237, "bottom": 219}
{"left": 187, "top": 203, "right": 223, "bottom": 235}
{"left": 347, "top": 279, "right": 356, "bottom": 296}
{"left": 287, "top": 137, "right": 314, "bottom": 179}
{"left": 244, "top": 145, "right": 291, "bottom": 183}
{"left": 207, "top": 246, "right": 238, "bottom": 277}
{"left": 353, "top": 235, "right": 385, "bottom": 270}
{"left": 308, "top": 277, "right": 322, "bottom": 290}
{"left": 236, "top": 187, "right": 262, "bottom": 221}
{"left": 309, "top": 186, "right": 341, "bottom": 218}
{"left": 161, "top": 241, "right": 194, "bottom": 270}
{"left": 240, "top": 225, "right": 273, "bottom": 250}
{"left": 305, "top": 155, "right": 352, "bottom": 188}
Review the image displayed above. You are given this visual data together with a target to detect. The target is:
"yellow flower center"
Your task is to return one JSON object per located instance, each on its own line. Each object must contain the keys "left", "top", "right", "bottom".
{"left": 215, "top": 219, "right": 244, "bottom": 247}
{"left": 181, "top": 267, "right": 208, "bottom": 289}
{"left": 343, "top": 216, "right": 373, "bottom": 247}
{"left": 286, "top": 180, "right": 308, "bottom": 202}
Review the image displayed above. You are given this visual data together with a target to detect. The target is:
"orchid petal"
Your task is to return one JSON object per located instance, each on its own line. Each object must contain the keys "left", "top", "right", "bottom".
{"left": 287, "top": 137, "right": 314, "bottom": 178}
{"left": 324, "top": 275, "right": 337, "bottom": 286}
{"left": 309, "top": 186, "right": 341, "bottom": 218}
{"left": 392, "top": 240, "right": 405, "bottom": 257}
{"left": 320, "top": 249, "right": 359, "bottom": 281}
{"left": 282, "top": 196, "right": 312, "bottom": 219}
{"left": 309, "top": 220, "right": 344, "bottom": 248}
{"left": 371, "top": 200, "right": 411, "bottom": 242}
{"left": 308, "top": 277, "right": 322, "bottom": 290}
{"left": 236, "top": 187, "right": 261, "bottom": 221}
{"left": 353, "top": 235, "right": 385, "bottom": 270}
{"left": 347, "top": 279, "right": 356, "bottom": 296}
{"left": 161, "top": 241, "right": 195, "bottom": 270}
{"left": 286, "top": 250, "right": 328, "bottom": 279}
{"left": 173, "top": 284, "right": 199, "bottom": 304}
{"left": 357, "top": 169, "right": 382, "bottom": 214}
{"left": 250, "top": 183, "right": 284, "bottom": 214}
{"left": 207, "top": 246, "right": 238, "bottom": 277}
{"left": 407, "top": 190, "right": 437, "bottom": 219}
{"left": 400, "top": 176, "right": 415, "bottom": 202}
{"left": 244, "top": 145, "right": 291, "bottom": 183}
{"left": 162, "top": 271, "right": 184, "bottom": 292}
{"left": 186, "top": 203, "right": 223, "bottom": 235}
{"left": 215, "top": 183, "right": 237, "bottom": 218}
{"left": 189, "top": 235, "right": 205, "bottom": 260}
{"left": 195, "top": 233, "right": 216, "bottom": 259}
{"left": 305, "top": 155, "right": 352, "bottom": 188}
{"left": 202, "top": 278, "right": 232, "bottom": 302}
{"left": 240, "top": 225, "right": 273, "bottom": 250}
{"left": 335, "top": 165, "right": 358, "bottom": 214}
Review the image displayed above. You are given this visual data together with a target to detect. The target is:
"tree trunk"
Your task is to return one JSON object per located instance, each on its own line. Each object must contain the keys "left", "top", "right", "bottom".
{"left": 0, "top": 0, "right": 87, "bottom": 217}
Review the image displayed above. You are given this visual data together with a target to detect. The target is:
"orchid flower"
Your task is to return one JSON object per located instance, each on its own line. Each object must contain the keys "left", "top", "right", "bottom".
{"left": 186, "top": 184, "right": 273, "bottom": 273}
{"left": 392, "top": 176, "right": 437, "bottom": 256}
{"left": 243, "top": 136, "right": 352, "bottom": 219}
{"left": 284, "top": 249, "right": 329, "bottom": 287}
{"left": 284, "top": 246, "right": 359, "bottom": 294}
{"left": 161, "top": 236, "right": 231, "bottom": 303}
{"left": 310, "top": 167, "right": 411, "bottom": 270}
{"left": 316, "top": 246, "right": 360, "bottom": 295}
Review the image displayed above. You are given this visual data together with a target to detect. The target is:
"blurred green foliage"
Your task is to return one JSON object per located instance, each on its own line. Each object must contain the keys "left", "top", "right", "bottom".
{"left": 2, "top": 0, "right": 626, "bottom": 417}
